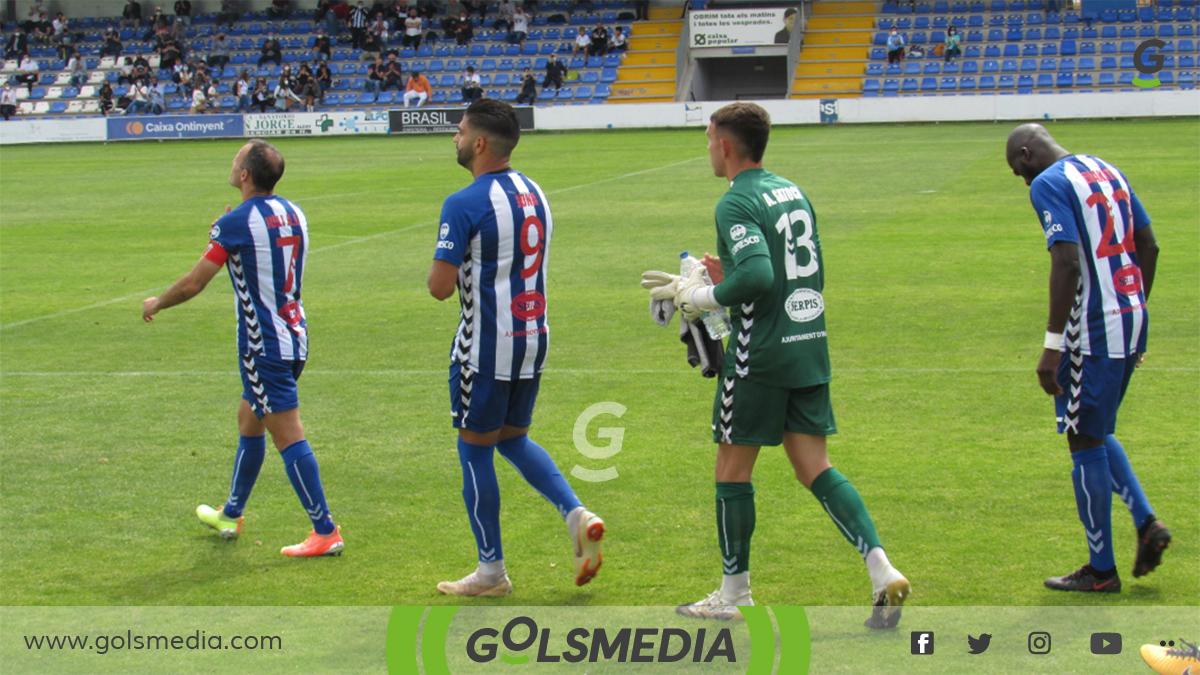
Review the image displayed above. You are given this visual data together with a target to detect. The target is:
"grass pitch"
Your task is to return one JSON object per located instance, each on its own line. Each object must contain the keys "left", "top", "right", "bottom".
{"left": 1, "top": 120, "right": 1196, "bottom": 612}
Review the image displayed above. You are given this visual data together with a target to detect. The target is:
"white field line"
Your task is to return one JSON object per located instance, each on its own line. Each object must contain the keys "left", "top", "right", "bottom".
{"left": 1, "top": 156, "right": 706, "bottom": 332}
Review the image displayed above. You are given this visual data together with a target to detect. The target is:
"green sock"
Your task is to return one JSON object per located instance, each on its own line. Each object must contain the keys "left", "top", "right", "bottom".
{"left": 716, "top": 482, "right": 755, "bottom": 575}
{"left": 810, "top": 468, "right": 882, "bottom": 557}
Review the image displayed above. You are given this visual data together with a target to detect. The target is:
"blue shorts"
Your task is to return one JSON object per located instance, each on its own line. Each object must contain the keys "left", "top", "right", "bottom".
{"left": 449, "top": 362, "right": 540, "bottom": 434}
{"left": 1054, "top": 351, "right": 1137, "bottom": 439}
{"left": 239, "top": 354, "right": 305, "bottom": 419}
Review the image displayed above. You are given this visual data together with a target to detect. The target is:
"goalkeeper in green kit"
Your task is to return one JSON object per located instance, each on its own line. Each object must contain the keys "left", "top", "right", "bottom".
{"left": 642, "top": 102, "right": 911, "bottom": 628}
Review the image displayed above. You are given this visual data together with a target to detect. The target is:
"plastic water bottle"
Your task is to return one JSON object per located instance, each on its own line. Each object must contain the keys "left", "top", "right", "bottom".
{"left": 680, "top": 252, "right": 732, "bottom": 341}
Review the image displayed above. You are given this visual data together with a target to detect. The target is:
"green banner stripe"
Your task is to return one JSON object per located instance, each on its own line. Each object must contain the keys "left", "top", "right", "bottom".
{"left": 739, "top": 606, "right": 775, "bottom": 675}
{"left": 769, "top": 606, "right": 810, "bottom": 675}
{"left": 421, "top": 606, "right": 460, "bottom": 675}
{"left": 385, "top": 606, "right": 428, "bottom": 675}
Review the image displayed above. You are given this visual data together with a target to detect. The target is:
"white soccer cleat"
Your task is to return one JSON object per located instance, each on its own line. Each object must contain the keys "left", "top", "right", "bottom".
{"left": 676, "top": 589, "right": 753, "bottom": 621}
{"left": 573, "top": 509, "right": 605, "bottom": 586}
{"left": 436, "top": 572, "right": 513, "bottom": 598}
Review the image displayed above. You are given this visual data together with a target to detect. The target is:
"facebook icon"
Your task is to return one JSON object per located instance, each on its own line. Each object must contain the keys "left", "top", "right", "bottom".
{"left": 911, "top": 632, "right": 935, "bottom": 655}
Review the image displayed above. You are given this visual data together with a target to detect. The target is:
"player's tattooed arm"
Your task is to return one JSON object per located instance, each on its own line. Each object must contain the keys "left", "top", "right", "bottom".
{"left": 1036, "top": 241, "right": 1080, "bottom": 396}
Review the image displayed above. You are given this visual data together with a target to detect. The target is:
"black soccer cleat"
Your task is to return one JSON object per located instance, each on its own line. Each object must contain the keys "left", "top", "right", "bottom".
{"left": 1044, "top": 564, "right": 1122, "bottom": 593}
{"left": 1133, "top": 519, "right": 1171, "bottom": 578}
{"left": 863, "top": 577, "right": 910, "bottom": 629}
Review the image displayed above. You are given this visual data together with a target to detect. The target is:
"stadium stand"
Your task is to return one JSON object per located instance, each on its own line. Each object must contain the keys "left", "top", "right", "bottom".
{"left": 2, "top": 1, "right": 647, "bottom": 118}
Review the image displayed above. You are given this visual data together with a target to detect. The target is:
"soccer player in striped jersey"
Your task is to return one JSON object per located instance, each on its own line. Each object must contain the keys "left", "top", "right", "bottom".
{"left": 1007, "top": 123, "right": 1170, "bottom": 592}
{"left": 428, "top": 99, "right": 604, "bottom": 597}
{"left": 142, "top": 139, "right": 343, "bottom": 557}
{"left": 648, "top": 103, "right": 910, "bottom": 627}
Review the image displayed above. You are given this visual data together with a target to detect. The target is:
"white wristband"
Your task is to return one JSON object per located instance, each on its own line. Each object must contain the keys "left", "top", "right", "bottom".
{"left": 692, "top": 286, "right": 722, "bottom": 312}
{"left": 1044, "top": 331, "right": 1064, "bottom": 350}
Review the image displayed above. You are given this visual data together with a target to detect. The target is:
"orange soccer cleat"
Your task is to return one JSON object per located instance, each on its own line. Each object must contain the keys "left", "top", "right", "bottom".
{"left": 281, "top": 526, "right": 344, "bottom": 557}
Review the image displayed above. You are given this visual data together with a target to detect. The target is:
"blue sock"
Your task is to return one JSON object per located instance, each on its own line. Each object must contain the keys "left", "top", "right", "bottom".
{"left": 280, "top": 440, "right": 335, "bottom": 535}
{"left": 1105, "top": 435, "right": 1154, "bottom": 529}
{"left": 1071, "top": 446, "right": 1115, "bottom": 572}
{"left": 496, "top": 435, "right": 582, "bottom": 520}
{"left": 458, "top": 438, "right": 503, "bottom": 564}
{"left": 223, "top": 434, "right": 266, "bottom": 519}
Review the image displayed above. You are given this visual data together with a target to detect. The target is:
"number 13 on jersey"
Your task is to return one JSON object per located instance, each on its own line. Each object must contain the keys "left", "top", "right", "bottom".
{"left": 775, "top": 210, "right": 819, "bottom": 280}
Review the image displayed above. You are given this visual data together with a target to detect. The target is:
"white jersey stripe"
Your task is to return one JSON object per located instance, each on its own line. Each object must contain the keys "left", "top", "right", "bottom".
{"left": 509, "top": 174, "right": 542, "bottom": 379}
{"left": 294, "top": 202, "right": 310, "bottom": 360}
{"left": 468, "top": 231, "right": 483, "bottom": 370}
{"left": 489, "top": 179, "right": 516, "bottom": 379}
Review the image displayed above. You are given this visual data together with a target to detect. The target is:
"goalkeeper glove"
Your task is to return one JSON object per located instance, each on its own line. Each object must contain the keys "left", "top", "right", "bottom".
{"left": 640, "top": 270, "right": 683, "bottom": 302}
{"left": 675, "top": 265, "right": 722, "bottom": 321}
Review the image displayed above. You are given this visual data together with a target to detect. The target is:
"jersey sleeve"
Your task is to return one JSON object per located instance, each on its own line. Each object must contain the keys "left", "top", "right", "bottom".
{"left": 714, "top": 196, "right": 769, "bottom": 265}
{"left": 207, "top": 209, "right": 243, "bottom": 260}
{"left": 434, "top": 193, "right": 472, "bottom": 267}
{"left": 1029, "top": 174, "right": 1081, "bottom": 249}
{"left": 202, "top": 240, "right": 228, "bottom": 265}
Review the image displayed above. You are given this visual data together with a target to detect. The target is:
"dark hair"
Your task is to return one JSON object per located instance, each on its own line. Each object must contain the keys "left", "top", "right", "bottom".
{"left": 784, "top": 7, "right": 797, "bottom": 18}
{"left": 710, "top": 102, "right": 771, "bottom": 163}
{"left": 465, "top": 98, "right": 520, "bottom": 158}
{"left": 241, "top": 138, "right": 285, "bottom": 192}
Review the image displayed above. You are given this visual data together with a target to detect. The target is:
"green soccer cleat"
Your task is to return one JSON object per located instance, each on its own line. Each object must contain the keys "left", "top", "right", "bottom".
{"left": 196, "top": 504, "right": 243, "bottom": 540}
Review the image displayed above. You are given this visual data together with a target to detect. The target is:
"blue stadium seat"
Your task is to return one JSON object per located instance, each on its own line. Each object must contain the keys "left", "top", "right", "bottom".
{"left": 944, "top": 61, "right": 960, "bottom": 73}
{"left": 985, "top": 45, "right": 1001, "bottom": 57}
{"left": 979, "top": 74, "right": 996, "bottom": 87}
{"left": 867, "top": 63, "right": 884, "bottom": 75}
{"left": 1002, "top": 58, "right": 1019, "bottom": 71}
{"left": 1056, "top": 72, "right": 1073, "bottom": 86}
{"left": 905, "top": 62, "right": 921, "bottom": 74}
{"left": 960, "top": 75, "right": 977, "bottom": 88}
{"left": 1004, "top": 44, "right": 1020, "bottom": 57}
{"left": 1037, "top": 73, "right": 1053, "bottom": 87}
{"left": 1098, "top": 72, "right": 1116, "bottom": 85}
{"left": 1061, "top": 39, "right": 1077, "bottom": 55}
{"left": 1079, "top": 56, "right": 1094, "bottom": 69}
{"left": 883, "top": 77, "right": 900, "bottom": 91}
{"left": 998, "top": 74, "right": 1015, "bottom": 87}
{"left": 924, "top": 62, "right": 941, "bottom": 73}
{"left": 864, "top": 78, "right": 881, "bottom": 92}
{"left": 983, "top": 59, "right": 999, "bottom": 72}
{"left": 1160, "top": 25, "right": 1176, "bottom": 38}
{"left": 902, "top": 77, "right": 919, "bottom": 90}
{"left": 1076, "top": 72, "right": 1093, "bottom": 86}
{"left": 1018, "top": 74, "right": 1034, "bottom": 87}
{"left": 1059, "top": 57, "right": 1075, "bottom": 70}
{"left": 940, "top": 76, "right": 957, "bottom": 89}
{"left": 1182, "top": 54, "right": 1196, "bottom": 67}
{"left": 962, "top": 60, "right": 979, "bottom": 72}
{"left": 1023, "top": 44, "right": 1040, "bottom": 56}
{"left": 921, "top": 76, "right": 937, "bottom": 90}
{"left": 1021, "top": 58, "right": 1037, "bottom": 70}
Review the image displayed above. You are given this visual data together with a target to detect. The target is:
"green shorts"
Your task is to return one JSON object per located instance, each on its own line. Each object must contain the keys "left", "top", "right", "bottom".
{"left": 712, "top": 376, "right": 837, "bottom": 446}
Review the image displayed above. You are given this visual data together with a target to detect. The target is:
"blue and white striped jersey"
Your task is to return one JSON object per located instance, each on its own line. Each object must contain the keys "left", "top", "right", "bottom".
{"left": 205, "top": 195, "right": 309, "bottom": 362}
{"left": 1031, "top": 155, "right": 1151, "bottom": 358}
{"left": 434, "top": 169, "right": 551, "bottom": 381}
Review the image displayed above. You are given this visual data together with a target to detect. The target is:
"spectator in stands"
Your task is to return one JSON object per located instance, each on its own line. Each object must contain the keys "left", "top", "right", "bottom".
{"left": 22, "top": 3, "right": 46, "bottom": 33}
{"left": 385, "top": 0, "right": 408, "bottom": 23}
{"left": 126, "top": 77, "right": 151, "bottom": 114}
{"left": 403, "top": 9, "right": 424, "bottom": 48}
{"left": 297, "top": 62, "right": 313, "bottom": 87}
{"left": 100, "top": 26, "right": 123, "bottom": 57}
{"left": 508, "top": 6, "right": 529, "bottom": 44}
{"left": 441, "top": 9, "right": 461, "bottom": 40}
{"left": 324, "top": 0, "right": 348, "bottom": 36}
{"left": 461, "top": 64, "right": 482, "bottom": 104}
{"left": 51, "top": 13, "right": 74, "bottom": 59}
{"left": 309, "top": 28, "right": 331, "bottom": 61}
{"left": 364, "top": 56, "right": 384, "bottom": 100}
{"left": 218, "top": 0, "right": 240, "bottom": 31}
{"left": 886, "top": 28, "right": 905, "bottom": 64}
{"left": 544, "top": 53, "right": 567, "bottom": 92}
{"left": 495, "top": 0, "right": 515, "bottom": 32}
{"left": 208, "top": 33, "right": 231, "bottom": 69}
{"left": 454, "top": 11, "right": 474, "bottom": 45}
{"left": 515, "top": 66, "right": 537, "bottom": 104}
{"left": 775, "top": 7, "right": 796, "bottom": 44}
{"left": 462, "top": 1, "right": 486, "bottom": 20}
{"left": 381, "top": 52, "right": 404, "bottom": 91}
{"left": 98, "top": 81, "right": 115, "bottom": 115}
{"left": 634, "top": 0, "right": 649, "bottom": 21}
{"left": 943, "top": 26, "right": 961, "bottom": 62}
{"left": 315, "top": 61, "right": 333, "bottom": 100}
{"left": 6, "top": 30, "right": 29, "bottom": 61}
{"left": 1046, "top": 0, "right": 1059, "bottom": 13}
{"left": 402, "top": 69, "right": 431, "bottom": 107}
{"left": 122, "top": 0, "right": 143, "bottom": 29}
{"left": 14, "top": 53, "right": 38, "bottom": 96}
{"left": 415, "top": 0, "right": 438, "bottom": 21}
{"left": 274, "top": 76, "right": 302, "bottom": 110}
{"left": 175, "top": 0, "right": 192, "bottom": 25}
{"left": 159, "top": 34, "right": 182, "bottom": 68}
{"left": 252, "top": 75, "right": 272, "bottom": 110}
{"left": 1, "top": 82, "right": 17, "bottom": 120}
{"left": 301, "top": 73, "right": 321, "bottom": 110}
{"left": 267, "top": 0, "right": 292, "bottom": 20}
{"left": 609, "top": 26, "right": 627, "bottom": 53}
{"left": 362, "top": 29, "right": 383, "bottom": 59}
{"left": 172, "top": 57, "right": 194, "bottom": 97}
{"left": 573, "top": 0, "right": 593, "bottom": 12}
{"left": 259, "top": 33, "right": 283, "bottom": 65}
{"left": 32, "top": 13, "right": 53, "bottom": 45}
{"left": 132, "top": 54, "right": 152, "bottom": 82}
{"left": 148, "top": 75, "right": 166, "bottom": 113}
{"left": 348, "top": 1, "right": 370, "bottom": 49}
{"left": 143, "top": 7, "right": 169, "bottom": 42}
{"left": 371, "top": 13, "right": 390, "bottom": 45}
{"left": 316, "top": 0, "right": 336, "bottom": 22}
{"left": 118, "top": 56, "right": 136, "bottom": 84}
{"left": 573, "top": 28, "right": 590, "bottom": 56}
{"left": 588, "top": 21, "right": 609, "bottom": 56}
{"left": 233, "top": 69, "right": 252, "bottom": 111}
{"left": 280, "top": 65, "right": 296, "bottom": 88}
{"left": 68, "top": 51, "right": 88, "bottom": 89}
{"left": 190, "top": 73, "right": 210, "bottom": 112}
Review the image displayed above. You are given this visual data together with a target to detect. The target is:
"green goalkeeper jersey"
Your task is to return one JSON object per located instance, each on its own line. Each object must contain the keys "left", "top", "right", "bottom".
{"left": 713, "top": 168, "right": 831, "bottom": 388}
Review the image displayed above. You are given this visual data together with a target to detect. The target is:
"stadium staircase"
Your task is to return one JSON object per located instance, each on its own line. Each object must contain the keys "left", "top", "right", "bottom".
{"left": 0, "top": 1, "right": 661, "bottom": 118}
{"left": 609, "top": 6, "right": 683, "bottom": 103}
{"left": 793, "top": 0, "right": 1199, "bottom": 98}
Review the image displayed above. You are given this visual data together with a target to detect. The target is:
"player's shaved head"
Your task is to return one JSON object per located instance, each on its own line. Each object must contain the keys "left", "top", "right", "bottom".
{"left": 710, "top": 102, "right": 771, "bottom": 163}
{"left": 1006, "top": 123, "right": 1070, "bottom": 186}
{"left": 240, "top": 138, "right": 285, "bottom": 193}
{"left": 463, "top": 98, "right": 520, "bottom": 159}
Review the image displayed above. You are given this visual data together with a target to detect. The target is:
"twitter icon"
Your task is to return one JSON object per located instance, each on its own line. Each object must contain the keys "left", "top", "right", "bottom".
{"left": 967, "top": 634, "right": 992, "bottom": 654}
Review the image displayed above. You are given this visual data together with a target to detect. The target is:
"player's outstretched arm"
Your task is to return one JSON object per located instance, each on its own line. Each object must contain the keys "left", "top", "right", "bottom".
{"left": 142, "top": 257, "right": 223, "bottom": 322}
{"left": 428, "top": 259, "right": 459, "bottom": 301}
{"left": 1037, "top": 241, "right": 1080, "bottom": 396}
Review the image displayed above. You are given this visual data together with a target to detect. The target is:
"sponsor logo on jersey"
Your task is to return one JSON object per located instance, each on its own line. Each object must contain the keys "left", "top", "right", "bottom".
{"left": 730, "top": 224, "right": 747, "bottom": 241}
{"left": 1044, "top": 223, "right": 1063, "bottom": 239}
{"left": 784, "top": 288, "right": 824, "bottom": 323}
{"left": 731, "top": 235, "right": 760, "bottom": 255}
{"left": 437, "top": 240, "right": 455, "bottom": 250}
{"left": 1113, "top": 264, "right": 1143, "bottom": 296}
{"left": 439, "top": 223, "right": 450, "bottom": 239}
{"left": 511, "top": 290, "right": 546, "bottom": 321}
{"left": 209, "top": 224, "right": 221, "bottom": 239}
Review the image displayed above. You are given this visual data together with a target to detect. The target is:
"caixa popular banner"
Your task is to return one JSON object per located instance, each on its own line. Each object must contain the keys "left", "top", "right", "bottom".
{"left": 388, "top": 107, "right": 535, "bottom": 134}
{"left": 107, "top": 115, "right": 244, "bottom": 140}
{"left": 384, "top": 606, "right": 810, "bottom": 674}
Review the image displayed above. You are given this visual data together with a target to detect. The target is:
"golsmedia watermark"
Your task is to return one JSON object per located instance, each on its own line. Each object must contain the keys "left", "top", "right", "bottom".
{"left": 1133, "top": 39, "right": 1166, "bottom": 88}
{"left": 571, "top": 402, "right": 626, "bottom": 482}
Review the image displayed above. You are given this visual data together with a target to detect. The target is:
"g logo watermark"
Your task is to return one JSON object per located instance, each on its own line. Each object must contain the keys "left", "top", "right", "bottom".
{"left": 1133, "top": 39, "right": 1165, "bottom": 88}
{"left": 570, "top": 402, "right": 625, "bottom": 482}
